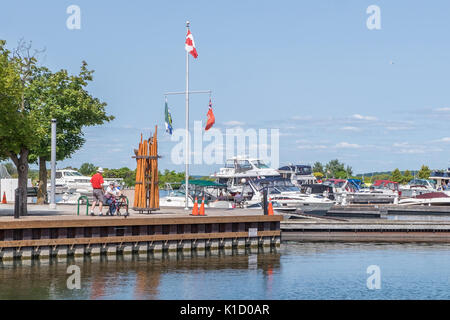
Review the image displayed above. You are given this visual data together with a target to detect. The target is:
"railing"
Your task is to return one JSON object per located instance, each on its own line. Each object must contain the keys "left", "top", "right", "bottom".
{"left": 77, "top": 195, "right": 90, "bottom": 216}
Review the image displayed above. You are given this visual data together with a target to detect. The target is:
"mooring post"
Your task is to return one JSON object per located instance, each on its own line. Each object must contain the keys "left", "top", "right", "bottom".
{"left": 14, "top": 188, "right": 20, "bottom": 219}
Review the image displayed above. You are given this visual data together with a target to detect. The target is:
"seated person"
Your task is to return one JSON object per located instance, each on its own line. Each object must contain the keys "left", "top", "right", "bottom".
{"left": 104, "top": 182, "right": 120, "bottom": 215}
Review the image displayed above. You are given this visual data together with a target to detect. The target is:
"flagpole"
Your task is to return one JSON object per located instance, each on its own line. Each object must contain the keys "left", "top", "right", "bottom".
{"left": 185, "top": 20, "right": 190, "bottom": 210}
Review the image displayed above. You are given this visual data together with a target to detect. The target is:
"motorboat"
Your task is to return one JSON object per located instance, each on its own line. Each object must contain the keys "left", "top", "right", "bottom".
{"left": 400, "top": 179, "right": 437, "bottom": 197}
{"left": 49, "top": 169, "right": 124, "bottom": 204}
{"left": 324, "top": 179, "right": 400, "bottom": 204}
{"left": 399, "top": 192, "right": 450, "bottom": 206}
{"left": 278, "top": 164, "right": 317, "bottom": 186}
{"left": 159, "top": 180, "right": 232, "bottom": 208}
{"left": 237, "top": 176, "right": 335, "bottom": 215}
{"left": 210, "top": 156, "right": 280, "bottom": 193}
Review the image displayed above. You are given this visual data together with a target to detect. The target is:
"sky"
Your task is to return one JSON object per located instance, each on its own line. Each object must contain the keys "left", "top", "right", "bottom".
{"left": 1, "top": 0, "right": 450, "bottom": 175}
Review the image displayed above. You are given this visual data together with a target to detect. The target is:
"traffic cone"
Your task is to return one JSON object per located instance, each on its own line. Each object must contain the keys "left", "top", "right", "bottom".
{"left": 191, "top": 197, "right": 199, "bottom": 216}
{"left": 268, "top": 198, "right": 274, "bottom": 215}
{"left": 199, "top": 197, "right": 206, "bottom": 216}
{"left": 1, "top": 192, "right": 6, "bottom": 204}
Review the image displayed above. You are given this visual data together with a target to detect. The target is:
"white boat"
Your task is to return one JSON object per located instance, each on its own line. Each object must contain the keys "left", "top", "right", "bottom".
{"left": 400, "top": 179, "right": 437, "bottom": 197}
{"left": 399, "top": 192, "right": 450, "bottom": 206}
{"left": 49, "top": 169, "right": 123, "bottom": 204}
{"left": 210, "top": 156, "right": 280, "bottom": 193}
{"left": 238, "top": 177, "right": 335, "bottom": 215}
{"left": 278, "top": 164, "right": 317, "bottom": 186}
{"left": 324, "top": 179, "right": 400, "bottom": 204}
{"left": 159, "top": 180, "right": 232, "bottom": 208}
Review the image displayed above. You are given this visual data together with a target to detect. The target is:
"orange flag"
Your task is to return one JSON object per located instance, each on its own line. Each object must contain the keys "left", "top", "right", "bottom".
{"left": 205, "top": 99, "right": 215, "bottom": 131}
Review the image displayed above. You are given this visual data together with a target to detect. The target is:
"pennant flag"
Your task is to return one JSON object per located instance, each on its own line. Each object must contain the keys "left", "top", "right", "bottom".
{"left": 165, "top": 99, "right": 173, "bottom": 135}
{"left": 205, "top": 99, "right": 215, "bottom": 131}
{"left": 185, "top": 29, "right": 198, "bottom": 58}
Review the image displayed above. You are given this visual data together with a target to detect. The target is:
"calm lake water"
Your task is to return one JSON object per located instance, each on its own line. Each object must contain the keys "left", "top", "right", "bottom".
{"left": 0, "top": 242, "right": 449, "bottom": 300}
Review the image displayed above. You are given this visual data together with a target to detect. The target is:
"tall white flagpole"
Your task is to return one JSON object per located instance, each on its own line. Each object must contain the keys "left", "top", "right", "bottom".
{"left": 185, "top": 20, "right": 190, "bottom": 210}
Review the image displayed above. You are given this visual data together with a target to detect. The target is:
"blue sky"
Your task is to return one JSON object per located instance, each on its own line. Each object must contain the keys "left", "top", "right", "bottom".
{"left": 2, "top": 0, "right": 450, "bottom": 174}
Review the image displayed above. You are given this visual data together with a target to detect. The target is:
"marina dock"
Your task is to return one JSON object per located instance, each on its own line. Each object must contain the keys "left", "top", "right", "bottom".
{"left": 0, "top": 206, "right": 282, "bottom": 262}
{"left": 282, "top": 204, "right": 450, "bottom": 242}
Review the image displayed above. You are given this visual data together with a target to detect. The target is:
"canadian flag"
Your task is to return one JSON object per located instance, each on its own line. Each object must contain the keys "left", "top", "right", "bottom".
{"left": 185, "top": 29, "right": 198, "bottom": 58}
{"left": 205, "top": 99, "right": 215, "bottom": 131}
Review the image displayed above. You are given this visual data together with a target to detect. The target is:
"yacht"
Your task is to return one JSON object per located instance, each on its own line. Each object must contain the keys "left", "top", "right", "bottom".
{"left": 210, "top": 156, "right": 280, "bottom": 193}
{"left": 49, "top": 169, "right": 123, "bottom": 204}
{"left": 237, "top": 176, "right": 335, "bottom": 215}
{"left": 324, "top": 179, "right": 400, "bottom": 204}
{"left": 400, "top": 179, "right": 437, "bottom": 197}
{"left": 278, "top": 164, "right": 317, "bottom": 186}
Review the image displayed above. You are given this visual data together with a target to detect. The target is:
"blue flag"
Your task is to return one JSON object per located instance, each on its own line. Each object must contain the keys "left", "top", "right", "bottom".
{"left": 165, "top": 99, "right": 173, "bottom": 135}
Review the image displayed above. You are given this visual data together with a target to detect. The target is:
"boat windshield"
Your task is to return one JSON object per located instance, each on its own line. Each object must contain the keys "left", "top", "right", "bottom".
{"left": 251, "top": 160, "right": 270, "bottom": 169}
{"left": 64, "top": 171, "right": 83, "bottom": 177}
{"left": 254, "top": 179, "right": 300, "bottom": 192}
{"left": 323, "top": 180, "right": 345, "bottom": 188}
{"left": 297, "top": 166, "right": 312, "bottom": 175}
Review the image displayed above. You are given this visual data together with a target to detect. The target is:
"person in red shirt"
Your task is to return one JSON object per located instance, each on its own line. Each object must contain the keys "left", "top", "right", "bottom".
{"left": 90, "top": 167, "right": 105, "bottom": 216}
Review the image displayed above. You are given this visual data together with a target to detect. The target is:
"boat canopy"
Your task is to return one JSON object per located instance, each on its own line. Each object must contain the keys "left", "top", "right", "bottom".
{"left": 181, "top": 180, "right": 227, "bottom": 188}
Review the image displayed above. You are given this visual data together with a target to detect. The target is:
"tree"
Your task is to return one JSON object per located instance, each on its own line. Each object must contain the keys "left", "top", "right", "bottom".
{"left": 27, "top": 63, "right": 114, "bottom": 204}
{"left": 402, "top": 170, "right": 413, "bottom": 184}
{"left": 390, "top": 168, "right": 403, "bottom": 183}
{"left": 325, "top": 159, "right": 345, "bottom": 178}
{"left": 417, "top": 165, "right": 431, "bottom": 180}
{"left": 312, "top": 162, "right": 324, "bottom": 175}
{"left": 0, "top": 40, "right": 40, "bottom": 215}
{"left": 79, "top": 163, "right": 97, "bottom": 176}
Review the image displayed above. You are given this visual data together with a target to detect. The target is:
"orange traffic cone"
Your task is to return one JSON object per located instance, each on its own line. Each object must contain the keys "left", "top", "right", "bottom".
{"left": 191, "top": 197, "right": 199, "bottom": 216}
{"left": 199, "top": 197, "right": 206, "bottom": 216}
{"left": 268, "top": 198, "right": 274, "bottom": 215}
{"left": 1, "top": 192, "right": 6, "bottom": 204}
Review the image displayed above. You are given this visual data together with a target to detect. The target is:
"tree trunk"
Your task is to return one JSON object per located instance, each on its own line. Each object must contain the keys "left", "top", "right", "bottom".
{"left": 37, "top": 156, "right": 48, "bottom": 204}
{"left": 10, "top": 148, "right": 29, "bottom": 216}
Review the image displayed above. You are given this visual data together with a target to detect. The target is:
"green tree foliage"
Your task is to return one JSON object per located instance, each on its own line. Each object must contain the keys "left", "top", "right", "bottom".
{"left": 26, "top": 63, "right": 114, "bottom": 203}
{"left": 402, "top": 170, "right": 413, "bottom": 184}
{"left": 325, "top": 159, "right": 346, "bottom": 178}
{"left": 312, "top": 162, "right": 324, "bottom": 175}
{"left": 417, "top": 165, "right": 431, "bottom": 180}
{"left": 390, "top": 168, "right": 403, "bottom": 183}
{"left": 79, "top": 163, "right": 97, "bottom": 176}
{"left": 0, "top": 40, "right": 40, "bottom": 215}
{"left": 158, "top": 169, "right": 187, "bottom": 187}
{"left": 103, "top": 167, "right": 136, "bottom": 187}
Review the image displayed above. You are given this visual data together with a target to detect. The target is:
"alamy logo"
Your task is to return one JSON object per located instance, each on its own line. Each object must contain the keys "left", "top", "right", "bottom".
{"left": 66, "top": 5, "right": 81, "bottom": 30}
{"left": 366, "top": 265, "right": 381, "bottom": 290}
{"left": 366, "top": 5, "right": 381, "bottom": 30}
{"left": 170, "top": 121, "right": 280, "bottom": 168}
{"left": 67, "top": 265, "right": 81, "bottom": 290}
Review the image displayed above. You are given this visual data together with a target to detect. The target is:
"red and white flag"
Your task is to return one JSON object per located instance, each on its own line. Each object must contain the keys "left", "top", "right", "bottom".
{"left": 205, "top": 99, "right": 215, "bottom": 131}
{"left": 185, "top": 29, "right": 198, "bottom": 58}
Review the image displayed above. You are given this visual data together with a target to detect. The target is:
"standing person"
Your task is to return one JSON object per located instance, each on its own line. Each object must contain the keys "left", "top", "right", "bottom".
{"left": 90, "top": 167, "right": 105, "bottom": 216}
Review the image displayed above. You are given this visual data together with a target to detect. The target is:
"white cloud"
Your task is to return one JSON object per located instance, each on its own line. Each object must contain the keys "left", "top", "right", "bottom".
{"left": 434, "top": 137, "right": 450, "bottom": 143}
{"left": 297, "top": 144, "right": 327, "bottom": 150}
{"left": 340, "top": 126, "right": 362, "bottom": 132}
{"left": 292, "top": 115, "right": 313, "bottom": 121}
{"left": 335, "top": 142, "right": 361, "bottom": 149}
{"left": 223, "top": 120, "right": 245, "bottom": 126}
{"left": 435, "top": 107, "right": 450, "bottom": 112}
{"left": 352, "top": 114, "right": 377, "bottom": 121}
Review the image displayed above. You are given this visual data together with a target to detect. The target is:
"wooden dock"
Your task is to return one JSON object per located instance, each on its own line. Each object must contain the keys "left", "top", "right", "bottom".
{"left": 281, "top": 218, "right": 450, "bottom": 242}
{"left": 0, "top": 206, "right": 282, "bottom": 261}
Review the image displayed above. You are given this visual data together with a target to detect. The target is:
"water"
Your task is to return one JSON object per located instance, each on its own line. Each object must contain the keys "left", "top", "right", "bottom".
{"left": 1, "top": 243, "right": 450, "bottom": 300}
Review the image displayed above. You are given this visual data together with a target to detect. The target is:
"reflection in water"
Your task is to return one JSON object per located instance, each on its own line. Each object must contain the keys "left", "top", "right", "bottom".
{"left": 2, "top": 243, "right": 450, "bottom": 299}
{"left": 0, "top": 247, "right": 280, "bottom": 300}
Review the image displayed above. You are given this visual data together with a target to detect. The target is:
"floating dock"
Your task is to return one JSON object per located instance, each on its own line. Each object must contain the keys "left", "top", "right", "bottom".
{"left": 281, "top": 218, "right": 450, "bottom": 242}
{"left": 0, "top": 207, "right": 282, "bottom": 262}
